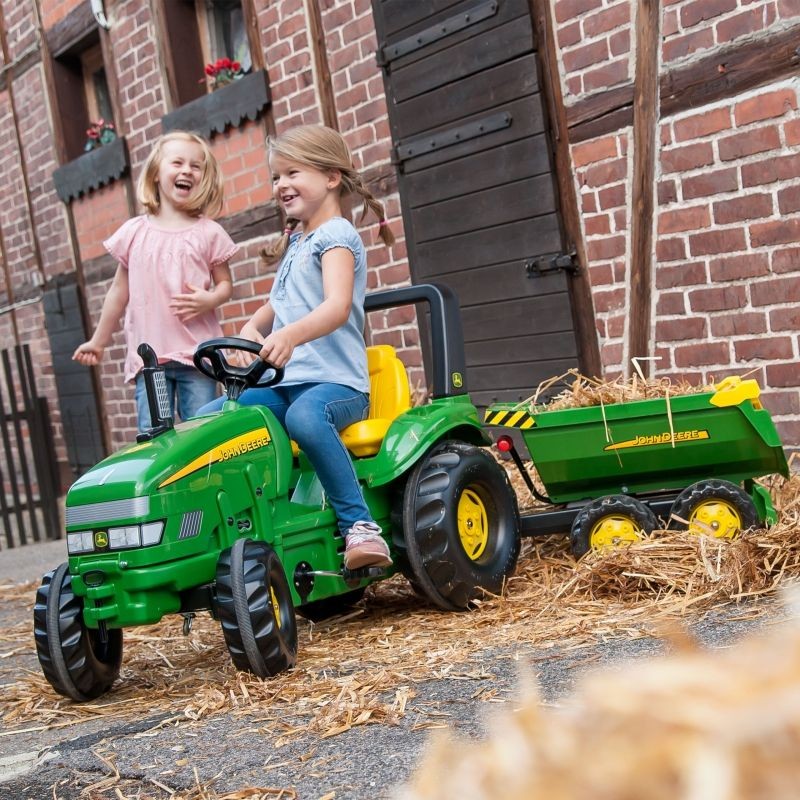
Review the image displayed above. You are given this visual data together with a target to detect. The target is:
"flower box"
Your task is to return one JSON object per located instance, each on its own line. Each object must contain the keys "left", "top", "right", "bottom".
{"left": 52, "top": 136, "right": 130, "bottom": 203}
{"left": 161, "top": 69, "right": 271, "bottom": 139}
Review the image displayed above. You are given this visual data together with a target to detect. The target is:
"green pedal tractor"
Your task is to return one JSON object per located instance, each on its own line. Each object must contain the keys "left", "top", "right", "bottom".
{"left": 34, "top": 285, "right": 520, "bottom": 701}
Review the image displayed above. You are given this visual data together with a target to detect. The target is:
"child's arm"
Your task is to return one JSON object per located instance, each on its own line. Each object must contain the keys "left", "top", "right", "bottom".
{"left": 259, "top": 247, "right": 354, "bottom": 368}
{"left": 73, "top": 265, "right": 129, "bottom": 365}
{"left": 170, "top": 261, "right": 233, "bottom": 322}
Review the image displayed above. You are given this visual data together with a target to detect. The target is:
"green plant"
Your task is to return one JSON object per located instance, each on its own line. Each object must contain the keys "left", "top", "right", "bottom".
{"left": 84, "top": 119, "right": 116, "bottom": 152}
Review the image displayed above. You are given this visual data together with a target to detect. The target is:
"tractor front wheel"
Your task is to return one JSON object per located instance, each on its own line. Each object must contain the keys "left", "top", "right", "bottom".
{"left": 33, "top": 563, "right": 123, "bottom": 701}
{"left": 216, "top": 539, "right": 297, "bottom": 677}
{"left": 570, "top": 495, "right": 659, "bottom": 558}
{"left": 668, "top": 479, "right": 758, "bottom": 538}
{"left": 400, "top": 441, "right": 520, "bottom": 611}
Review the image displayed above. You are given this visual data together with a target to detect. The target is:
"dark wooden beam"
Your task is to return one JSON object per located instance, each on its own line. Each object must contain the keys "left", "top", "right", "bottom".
{"left": 661, "top": 23, "right": 800, "bottom": 116}
{"left": 305, "top": 0, "right": 339, "bottom": 130}
{"left": 529, "top": 0, "right": 602, "bottom": 379}
{"left": 567, "top": 23, "right": 800, "bottom": 143}
{"left": 628, "top": 0, "right": 660, "bottom": 377}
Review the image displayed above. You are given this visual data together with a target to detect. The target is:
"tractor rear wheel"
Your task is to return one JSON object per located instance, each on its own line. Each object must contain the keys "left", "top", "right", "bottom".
{"left": 33, "top": 563, "right": 123, "bottom": 701}
{"left": 668, "top": 479, "right": 758, "bottom": 538}
{"left": 570, "top": 495, "right": 659, "bottom": 558}
{"left": 216, "top": 539, "right": 297, "bottom": 677}
{"left": 400, "top": 441, "right": 520, "bottom": 611}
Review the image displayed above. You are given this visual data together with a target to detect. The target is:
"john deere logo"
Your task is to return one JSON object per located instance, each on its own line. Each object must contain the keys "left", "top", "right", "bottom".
{"left": 94, "top": 531, "right": 108, "bottom": 549}
{"left": 452, "top": 372, "right": 463, "bottom": 389}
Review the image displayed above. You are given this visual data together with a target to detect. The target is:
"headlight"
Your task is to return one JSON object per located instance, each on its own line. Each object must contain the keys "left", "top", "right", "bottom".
{"left": 141, "top": 521, "right": 165, "bottom": 546}
{"left": 67, "top": 531, "right": 94, "bottom": 554}
{"left": 108, "top": 526, "right": 141, "bottom": 549}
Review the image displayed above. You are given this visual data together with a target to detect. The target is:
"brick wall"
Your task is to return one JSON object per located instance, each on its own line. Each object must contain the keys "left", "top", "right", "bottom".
{"left": 72, "top": 182, "right": 130, "bottom": 262}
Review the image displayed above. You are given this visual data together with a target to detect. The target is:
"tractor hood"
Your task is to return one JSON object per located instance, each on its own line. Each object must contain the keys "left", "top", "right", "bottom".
{"left": 66, "top": 406, "right": 279, "bottom": 513}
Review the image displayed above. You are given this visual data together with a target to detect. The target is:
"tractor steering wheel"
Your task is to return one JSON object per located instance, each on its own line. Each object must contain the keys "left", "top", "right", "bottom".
{"left": 193, "top": 338, "right": 284, "bottom": 400}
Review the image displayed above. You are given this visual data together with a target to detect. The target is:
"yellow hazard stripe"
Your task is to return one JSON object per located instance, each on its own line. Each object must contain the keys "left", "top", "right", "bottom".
{"left": 484, "top": 409, "right": 536, "bottom": 429}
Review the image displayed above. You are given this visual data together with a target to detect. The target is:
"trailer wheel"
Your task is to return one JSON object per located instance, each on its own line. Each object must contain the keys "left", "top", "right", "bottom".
{"left": 216, "top": 539, "right": 297, "bottom": 677}
{"left": 570, "top": 495, "right": 658, "bottom": 558}
{"left": 668, "top": 479, "right": 758, "bottom": 538}
{"left": 297, "top": 588, "right": 366, "bottom": 622}
{"left": 33, "top": 563, "right": 122, "bottom": 702}
{"left": 400, "top": 441, "right": 520, "bottom": 611}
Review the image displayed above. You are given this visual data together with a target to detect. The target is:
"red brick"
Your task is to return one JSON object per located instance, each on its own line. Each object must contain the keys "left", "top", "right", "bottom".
{"left": 778, "top": 0, "right": 800, "bottom": 19}
{"left": 584, "top": 214, "right": 612, "bottom": 235}
{"left": 655, "top": 261, "right": 708, "bottom": 289}
{"left": 656, "top": 237, "right": 687, "bottom": 262}
{"left": 655, "top": 317, "right": 707, "bottom": 341}
{"left": 688, "top": 228, "right": 747, "bottom": 256}
{"left": 770, "top": 307, "right": 800, "bottom": 331}
{"left": 766, "top": 362, "right": 800, "bottom": 388}
{"left": 598, "top": 184, "right": 626, "bottom": 209}
{"left": 658, "top": 205, "right": 711, "bottom": 234}
{"left": 688, "top": 284, "right": 747, "bottom": 312}
{"left": 751, "top": 276, "right": 800, "bottom": 305}
{"left": 563, "top": 39, "right": 609, "bottom": 72}
{"left": 583, "top": 59, "right": 631, "bottom": 92}
{"left": 673, "top": 342, "right": 731, "bottom": 367}
{"left": 778, "top": 185, "right": 800, "bottom": 215}
{"left": 587, "top": 235, "right": 626, "bottom": 260}
{"left": 680, "top": 0, "right": 737, "bottom": 27}
{"left": 609, "top": 29, "right": 630, "bottom": 57}
{"left": 735, "top": 337, "right": 794, "bottom": 361}
{"left": 682, "top": 167, "right": 739, "bottom": 199}
{"left": 657, "top": 291, "right": 688, "bottom": 315}
{"left": 741, "top": 153, "right": 800, "bottom": 187}
{"left": 661, "top": 142, "right": 715, "bottom": 173}
{"left": 658, "top": 179, "right": 678, "bottom": 204}
{"left": 761, "top": 389, "right": 800, "bottom": 416}
{"left": 557, "top": 21, "right": 582, "bottom": 48}
{"left": 718, "top": 126, "right": 781, "bottom": 161}
{"left": 572, "top": 135, "right": 619, "bottom": 167}
{"left": 786, "top": 119, "right": 800, "bottom": 146}
{"left": 771, "top": 247, "right": 800, "bottom": 273}
{"left": 709, "top": 311, "right": 767, "bottom": 337}
{"left": 713, "top": 193, "right": 773, "bottom": 224}
{"left": 708, "top": 252, "right": 770, "bottom": 281}
{"left": 717, "top": 8, "right": 773, "bottom": 43}
{"left": 673, "top": 107, "right": 731, "bottom": 142}
{"left": 750, "top": 218, "right": 800, "bottom": 247}
{"left": 662, "top": 29, "right": 714, "bottom": 62}
{"left": 593, "top": 287, "right": 626, "bottom": 312}
{"left": 735, "top": 88, "right": 798, "bottom": 126}
{"left": 555, "top": 0, "right": 604, "bottom": 23}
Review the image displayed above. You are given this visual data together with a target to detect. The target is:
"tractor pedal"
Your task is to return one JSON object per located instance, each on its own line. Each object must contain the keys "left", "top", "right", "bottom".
{"left": 342, "top": 566, "right": 387, "bottom": 580}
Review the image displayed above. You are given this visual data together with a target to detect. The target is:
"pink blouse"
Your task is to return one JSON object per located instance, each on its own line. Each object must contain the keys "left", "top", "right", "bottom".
{"left": 104, "top": 215, "right": 238, "bottom": 382}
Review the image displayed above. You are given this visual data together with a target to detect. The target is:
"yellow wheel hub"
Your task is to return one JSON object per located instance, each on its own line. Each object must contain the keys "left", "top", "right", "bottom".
{"left": 458, "top": 487, "right": 489, "bottom": 560}
{"left": 270, "top": 586, "right": 282, "bottom": 628}
{"left": 688, "top": 500, "right": 741, "bottom": 538}
{"left": 589, "top": 515, "right": 642, "bottom": 550}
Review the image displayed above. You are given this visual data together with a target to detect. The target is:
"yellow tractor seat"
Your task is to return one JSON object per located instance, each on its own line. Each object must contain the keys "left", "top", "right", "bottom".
{"left": 290, "top": 345, "right": 411, "bottom": 459}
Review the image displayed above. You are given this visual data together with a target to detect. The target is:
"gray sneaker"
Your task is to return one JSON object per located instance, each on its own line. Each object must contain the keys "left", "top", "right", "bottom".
{"left": 344, "top": 521, "right": 393, "bottom": 569}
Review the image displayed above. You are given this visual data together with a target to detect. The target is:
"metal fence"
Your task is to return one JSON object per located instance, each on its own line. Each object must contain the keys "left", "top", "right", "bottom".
{"left": 0, "top": 344, "right": 61, "bottom": 549}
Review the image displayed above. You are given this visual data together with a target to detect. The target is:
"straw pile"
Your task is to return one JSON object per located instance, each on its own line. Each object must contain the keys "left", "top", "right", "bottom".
{"left": 1, "top": 473, "right": 798, "bottom": 777}
{"left": 397, "top": 605, "right": 800, "bottom": 800}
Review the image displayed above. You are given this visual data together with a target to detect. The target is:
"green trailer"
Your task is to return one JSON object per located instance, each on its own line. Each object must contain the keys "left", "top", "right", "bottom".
{"left": 485, "top": 376, "right": 790, "bottom": 557}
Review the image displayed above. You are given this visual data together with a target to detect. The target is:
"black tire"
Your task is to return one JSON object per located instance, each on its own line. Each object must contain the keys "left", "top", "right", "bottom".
{"left": 570, "top": 495, "right": 659, "bottom": 559}
{"left": 216, "top": 539, "right": 297, "bottom": 677}
{"left": 400, "top": 441, "right": 520, "bottom": 611}
{"left": 668, "top": 479, "right": 758, "bottom": 538}
{"left": 33, "top": 563, "right": 122, "bottom": 702}
{"left": 297, "top": 588, "right": 366, "bottom": 622}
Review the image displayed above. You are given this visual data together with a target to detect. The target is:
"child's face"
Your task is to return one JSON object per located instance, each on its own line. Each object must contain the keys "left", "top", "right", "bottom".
{"left": 157, "top": 139, "right": 205, "bottom": 212}
{"left": 270, "top": 153, "right": 338, "bottom": 223}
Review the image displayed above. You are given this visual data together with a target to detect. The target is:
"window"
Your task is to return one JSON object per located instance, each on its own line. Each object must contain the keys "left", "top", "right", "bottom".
{"left": 50, "top": 31, "right": 116, "bottom": 162}
{"left": 159, "top": 0, "right": 257, "bottom": 109}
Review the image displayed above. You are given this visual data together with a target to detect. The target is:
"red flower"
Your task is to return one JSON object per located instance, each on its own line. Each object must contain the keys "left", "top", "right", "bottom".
{"left": 232, "top": 61, "right": 241, "bottom": 72}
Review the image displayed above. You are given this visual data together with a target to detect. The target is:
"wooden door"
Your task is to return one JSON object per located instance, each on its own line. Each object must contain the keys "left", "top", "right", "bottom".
{"left": 372, "top": 0, "right": 581, "bottom": 407}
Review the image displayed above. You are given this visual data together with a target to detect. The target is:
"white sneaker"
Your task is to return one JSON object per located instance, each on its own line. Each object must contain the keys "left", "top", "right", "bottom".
{"left": 344, "top": 521, "right": 393, "bottom": 569}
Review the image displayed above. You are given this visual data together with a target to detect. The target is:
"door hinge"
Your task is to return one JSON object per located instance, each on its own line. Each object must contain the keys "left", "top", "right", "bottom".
{"left": 525, "top": 251, "right": 580, "bottom": 277}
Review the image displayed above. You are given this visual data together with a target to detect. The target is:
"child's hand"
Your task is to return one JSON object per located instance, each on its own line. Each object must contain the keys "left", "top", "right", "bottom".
{"left": 229, "top": 325, "right": 264, "bottom": 368}
{"left": 170, "top": 284, "right": 216, "bottom": 322}
{"left": 73, "top": 341, "right": 104, "bottom": 366}
{"left": 259, "top": 328, "right": 295, "bottom": 368}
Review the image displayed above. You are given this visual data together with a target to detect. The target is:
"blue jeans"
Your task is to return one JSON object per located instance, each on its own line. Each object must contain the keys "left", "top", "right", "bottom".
{"left": 135, "top": 362, "right": 219, "bottom": 433}
{"left": 198, "top": 382, "right": 371, "bottom": 532}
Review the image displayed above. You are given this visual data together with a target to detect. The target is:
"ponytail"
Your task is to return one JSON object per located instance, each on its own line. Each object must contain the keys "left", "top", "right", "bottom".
{"left": 260, "top": 218, "right": 300, "bottom": 264}
{"left": 351, "top": 173, "right": 395, "bottom": 247}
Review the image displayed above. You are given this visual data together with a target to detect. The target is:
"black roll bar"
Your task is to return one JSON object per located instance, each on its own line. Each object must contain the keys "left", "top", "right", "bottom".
{"left": 363, "top": 283, "right": 467, "bottom": 399}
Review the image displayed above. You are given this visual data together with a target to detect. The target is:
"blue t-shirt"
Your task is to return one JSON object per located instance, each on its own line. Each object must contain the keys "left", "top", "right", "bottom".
{"left": 270, "top": 217, "right": 369, "bottom": 392}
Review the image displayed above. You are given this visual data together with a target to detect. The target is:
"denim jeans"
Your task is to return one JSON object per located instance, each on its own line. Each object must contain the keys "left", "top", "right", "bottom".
{"left": 198, "top": 382, "right": 371, "bottom": 532}
{"left": 135, "top": 362, "right": 219, "bottom": 433}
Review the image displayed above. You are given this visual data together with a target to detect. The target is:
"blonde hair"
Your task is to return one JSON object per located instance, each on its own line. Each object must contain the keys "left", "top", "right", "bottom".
{"left": 262, "top": 124, "right": 395, "bottom": 263}
{"left": 137, "top": 131, "right": 224, "bottom": 218}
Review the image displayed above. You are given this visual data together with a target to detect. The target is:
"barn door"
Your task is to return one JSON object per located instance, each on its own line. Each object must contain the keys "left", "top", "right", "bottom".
{"left": 372, "top": 0, "right": 581, "bottom": 407}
